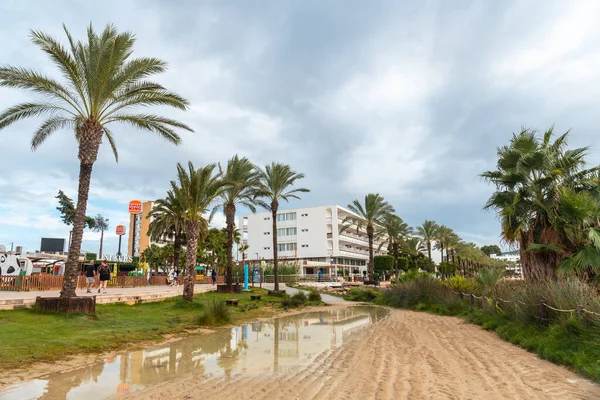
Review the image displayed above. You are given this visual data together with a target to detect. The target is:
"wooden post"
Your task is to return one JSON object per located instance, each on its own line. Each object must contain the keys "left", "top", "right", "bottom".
{"left": 576, "top": 305, "right": 582, "bottom": 321}
{"left": 470, "top": 293, "right": 475, "bottom": 311}
{"left": 540, "top": 300, "right": 548, "bottom": 325}
{"left": 482, "top": 294, "right": 487, "bottom": 312}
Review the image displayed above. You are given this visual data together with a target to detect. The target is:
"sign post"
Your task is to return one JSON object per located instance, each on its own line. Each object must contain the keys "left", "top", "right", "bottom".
{"left": 243, "top": 263, "right": 249, "bottom": 291}
{"left": 116, "top": 225, "right": 126, "bottom": 256}
{"left": 128, "top": 200, "right": 142, "bottom": 257}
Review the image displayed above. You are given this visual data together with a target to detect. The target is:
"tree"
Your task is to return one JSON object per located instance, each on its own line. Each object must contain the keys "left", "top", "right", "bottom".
{"left": 374, "top": 255, "right": 394, "bottom": 280}
{"left": 215, "top": 155, "right": 260, "bottom": 289}
{"left": 257, "top": 163, "right": 309, "bottom": 292}
{"left": 480, "top": 245, "right": 501, "bottom": 257}
{"left": 481, "top": 127, "right": 598, "bottom": 280}
{"left": 55, "top": 190, "right": 95, "bottom": 229}
{"left": 416, "top": 220, "right": 438, "bottom": 262}
{"left": 400, "top": 237, "right": 425, "bottom": 263}
{"left": 434, "top": 225, "right": 452, "bottom": 263}
{"left": 173, "top": 162, "right": 223, "bottom": 301}
{"left": 341, "top": 194, "right": 394, "bottom": 281}
{"left": 92, "top": 214, "right": 109, "bottom": 258}
{"left": 149, "top": 189, "right": 186, "bottom": 272}
{"left": 141, "top": 244, "right": 166, "bottom": 272}
{"left": 0, "top": 25, "right": 192, "bottom": 298}
{"left": 376, "top": 213, "right": 412, "bottom": 277}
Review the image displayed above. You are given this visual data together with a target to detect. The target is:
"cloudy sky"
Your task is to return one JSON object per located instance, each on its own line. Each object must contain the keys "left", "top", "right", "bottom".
{"left": 1, "top": 0, "right": 600, "bottom": 256}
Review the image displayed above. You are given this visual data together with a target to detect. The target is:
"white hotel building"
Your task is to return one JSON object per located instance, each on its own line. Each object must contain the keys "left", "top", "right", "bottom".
{"left": 239, "top": 205, "right": 388, "bottom": 276}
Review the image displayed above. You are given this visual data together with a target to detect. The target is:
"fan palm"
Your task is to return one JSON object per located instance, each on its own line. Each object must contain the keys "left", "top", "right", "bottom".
{"left": 0, "top": 24, "right": 192, "bottom": 298}
{"left": 149, "top": 189, "right": 186, "bottom": 272}
{"left": 341, "top": 194, "right": 394, "bottom": 281}
{"left": 257, "top": 163, "right": 309, "bottom": 291}
{"left": 172, "top": 162, "right": 224, "bottom": 301}
{"left": 215, "top": 155, "right": 261, "bottom": 290}
{"left": 482, "top": 127, "right": 598, "bottom": 280}
{"left": 376, "top": 214, "right": 412, "bottom": 277}
{"left": 416, "top": 220, "right": 438, "bottom": 263}
{"left": 400, "top": 237, "right": 426, "bottom": 263}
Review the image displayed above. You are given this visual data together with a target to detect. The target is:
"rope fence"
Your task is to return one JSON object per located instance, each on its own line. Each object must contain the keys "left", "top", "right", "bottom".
{"left": 450, "top": 289, "right": 600, "bottom": 324}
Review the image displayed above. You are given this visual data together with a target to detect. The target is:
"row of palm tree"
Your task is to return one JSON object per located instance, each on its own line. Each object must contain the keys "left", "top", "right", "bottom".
{"left": 149, "top": 157, "right": 308, "bottom": 300}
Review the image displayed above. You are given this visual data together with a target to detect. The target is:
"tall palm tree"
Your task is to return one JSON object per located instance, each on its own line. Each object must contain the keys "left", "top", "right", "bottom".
{"left": 149, "top": 189, "right": 186, "bottom": 272}
{"left": 257, "top": 163, "right": 309, "bottom": 291}
{"left": 481, "top": 127, "right": 597, "bottom": 280}
{"left": 434, "top": 225, "right": 452, "bottom": 264}
{"left": 376, "top": 214, "right": 412, "bottom": 277}
{"left": 342, "top": 194, "right": 394, "bottom": 281}
{"left": 416, "top": 220, "right": 438, "bottom": 263}
{"left": 92, "top": 214, "right": 109, "bottom": 258}
{"left": 400, "top": 237, "right": 426, "bottom": 264}
{"left": 446, "top": 233, "right": 461, "bottom": 268}
{"left": 0, "top": 24, "right": 192, "bottom": 298}
{"left": 215, "top": 155, "right": 261, "bottom": 290}
{"left": 173, "top": 162, "right": 224, "bottom": 301}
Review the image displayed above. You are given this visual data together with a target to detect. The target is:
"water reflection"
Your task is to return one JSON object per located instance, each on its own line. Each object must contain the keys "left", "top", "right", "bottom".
{"left": 0, "top": 306, "right": 387, "bottom": 400}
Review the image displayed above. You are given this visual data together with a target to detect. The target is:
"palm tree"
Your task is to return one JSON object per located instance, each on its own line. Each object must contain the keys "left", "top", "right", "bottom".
{"left": 149, "top": 189, "right": 186, "bottom": 272}
{"left": 92, "top": 215, "right": 109, "bottom": 258}
{"left": 376, "top": 214, "right": 412, "bottom": 277}
{"left": 400, "top": 237, "right": 426, "bottom": 264}
{"left": 0, "top": 24, "right": 192, "bottom": 298}
{"left": 481, "top": 128, "right": 597, "bottom": 280}
{"left": 416, "top": 220, "right": 438, "bottom": 263}
{"left": 215, "top": 155, "right": 260, "bottom": 290}
{"left": 257, "top": 163, "right": 309, "bottom": 292}
{"left": 434, "top": 225, "right": 452, "bottom": 264}
{"left": 173, "top": 162, "right": 224, "bottom": 301}
{"left": 341, "top": 194, "right": 394, "bottom": 281}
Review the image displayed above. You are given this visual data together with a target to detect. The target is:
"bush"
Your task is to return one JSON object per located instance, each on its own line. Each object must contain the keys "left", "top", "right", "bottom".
{"left": 398, "top": 269, "right": 428, "bottom": 283}
{"left": 198, "top": 299, "right": 231, "bottom": 326}
{"left": 308, "top": 291, "right": 322, "bottom": 302}
{"left": 291, "top": 291, "right": 307, "bottom": 303}
{"left": 475, "top": 268, "right": 505, "bottom": 293}
{"left": 383, "top": 276, "right": 448, "bottom": 308}
{"left": 345, "top": 287, "right": 381, "bottom": 302}
{"left": 443, "top": 275, "right": 477, "bottom": 293}
{"left": 374, "top": 255, "right": 394, "bottom": 276}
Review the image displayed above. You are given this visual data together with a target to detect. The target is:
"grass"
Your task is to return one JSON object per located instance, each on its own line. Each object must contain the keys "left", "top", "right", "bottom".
{"left": 0, "top": 288, "right": 297, "bottom": 371}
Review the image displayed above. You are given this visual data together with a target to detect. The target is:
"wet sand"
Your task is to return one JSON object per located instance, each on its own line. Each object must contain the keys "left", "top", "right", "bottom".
{"left": 124, "top": 309, "right": 600, "bottom": 400}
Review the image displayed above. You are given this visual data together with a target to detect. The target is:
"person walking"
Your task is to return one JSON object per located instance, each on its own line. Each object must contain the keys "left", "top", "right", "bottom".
{"left": 98, "top": 260, "right": 111, "bottom": 294}
{"left": 318, "top": 268, "right": 323, "bottom": 282}
{"left": 173, "top": 268, "right": 179, "bottom": 286}
{"left": 85, "top": 260, "right": 97, "bottom": 294}
{"left": 211, "top": 268, "right": 217, "bottom": 285}
{"left": 168, "top": 268, "right": 174, "bottom": 286}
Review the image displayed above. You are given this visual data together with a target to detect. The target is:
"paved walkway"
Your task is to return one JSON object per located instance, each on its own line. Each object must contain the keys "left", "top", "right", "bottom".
{"left": 263, "top": 283, "right": 345, "bottom": 303}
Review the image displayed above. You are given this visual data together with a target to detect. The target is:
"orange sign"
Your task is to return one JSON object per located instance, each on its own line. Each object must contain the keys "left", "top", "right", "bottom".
{"left": 115, "top": 225, "right": 126, "bottom": 236}
{"left": 128, "top": 200, "right": 142, "bottom": 214}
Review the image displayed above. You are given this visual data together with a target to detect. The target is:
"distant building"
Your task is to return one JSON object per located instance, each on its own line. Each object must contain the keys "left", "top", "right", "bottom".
{"left": 490, "top": 250, "right": 520, "bottom": 263}
{"left": 239, "top": 205, "right": 388, "bottom": 276}
{"left": 127, "top": 201, "right": 174, "bottom": 258}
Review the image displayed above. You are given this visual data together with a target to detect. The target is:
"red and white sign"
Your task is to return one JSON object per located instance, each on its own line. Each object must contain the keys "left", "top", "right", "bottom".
{"left": 128, "top": 200, "right": 142, "bottom": 214}
{"left": 115, "top": 225, "right": 126, "bottom": 236}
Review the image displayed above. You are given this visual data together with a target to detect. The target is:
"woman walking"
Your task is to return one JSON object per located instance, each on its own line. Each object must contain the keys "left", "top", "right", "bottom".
{"left": 98, "top": 260, "right": 111, "bottom": 294}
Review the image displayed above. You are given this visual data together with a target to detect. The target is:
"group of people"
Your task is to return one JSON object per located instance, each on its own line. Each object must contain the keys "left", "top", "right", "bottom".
{"left": 84, "top": 259, "right": 111, "bottom": 294}
{"left": 167, "top": 267, "right": 180, "bottom": 286}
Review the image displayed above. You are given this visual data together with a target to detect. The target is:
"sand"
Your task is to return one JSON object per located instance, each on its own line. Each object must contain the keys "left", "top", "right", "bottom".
{"left": 123, "top": 309, "right": 600, "bottom": 400}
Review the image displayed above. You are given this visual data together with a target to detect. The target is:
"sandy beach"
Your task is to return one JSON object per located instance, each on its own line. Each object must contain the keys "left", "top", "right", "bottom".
{"left": 122, "top": 309, "right": 600, "bottom": 400}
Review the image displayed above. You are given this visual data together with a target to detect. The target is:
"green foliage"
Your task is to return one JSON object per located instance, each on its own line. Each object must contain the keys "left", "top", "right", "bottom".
{"left": 55, "top": 190, "right": 95, "bottom": 229}
{"left": 308, "top": 291, "right": 322, "bottom": 302}
{"left": 374, "top": 255, "right": 394, "bottom": 274}
{"left": 475, "top": 268, "right": 505, "bottom": 293}
{"left": 85, "top": 253, "right": 97, "bottom": 262}
{"left": 345, "top": 287, "right": 381, "bottom": 302}
{"left": 443, "top": 275, "right": 477, "bottom": 293}
{"left": 397, "top": 257, "right": 409, "bottom": 272}
{"left": 263, "top": 263, "right": 299, "bottom": 276}
{"left": 383, "top": 276, "right": 447, "bottom": 308}
{"left": 438, "top": 261, "right": 456, "bottom": 276}
{"left": 141, "top": 244, "right": 167, "bottom": 270}
{"left": 398, "top": 269, "right": 428, "bottom": 283}
{"left": 198, "top": 299, "right": 231, "bottom": 326}
{"left": 291, "top": 291, "right": 307, "bottom": 303}
{"left": 480, "top": 245, "right": 501, "bottom": 256}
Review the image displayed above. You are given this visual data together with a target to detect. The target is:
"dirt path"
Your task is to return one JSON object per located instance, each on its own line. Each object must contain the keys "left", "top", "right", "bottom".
{"left": 123, "top": 309, "right": 600, "bottom": 400}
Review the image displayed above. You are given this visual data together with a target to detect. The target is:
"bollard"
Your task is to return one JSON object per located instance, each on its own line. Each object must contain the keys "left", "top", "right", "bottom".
{"left": 470, "top": 293, "right": 475, "bottom": 311}
{"left": 482, "top": 294, "right": 487, "bottom": 312}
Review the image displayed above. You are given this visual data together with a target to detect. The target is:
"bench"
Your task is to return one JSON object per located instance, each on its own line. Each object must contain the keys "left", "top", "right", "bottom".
{"left": 225, "top": 299, "right": 239, "bottom": 306}
{"left": 250, "top": 295, "right": 261, "bottom": 301}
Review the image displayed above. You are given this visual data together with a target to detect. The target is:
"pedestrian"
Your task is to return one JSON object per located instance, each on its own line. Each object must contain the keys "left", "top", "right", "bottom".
{"left": 98, "top": 260, "right": 111, "bottom": 294}
{"left": 211, "top": 268, "right": 217, "bottom": 285}
{"left": 85, "top": 260, "right": 96, "bottom": 294}
{"left": 168, "top": 268, "right": 174, "bottom": 286}
{"left": 173, "top": 268, "right": 178, "bottom": 286}
{"left": 318, "top": 268, "right": 323, "bottom": 282}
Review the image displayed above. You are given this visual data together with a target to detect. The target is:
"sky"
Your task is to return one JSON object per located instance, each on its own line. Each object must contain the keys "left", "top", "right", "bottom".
{"left": 2, "top": 0, "right": 600, "bottom": 256}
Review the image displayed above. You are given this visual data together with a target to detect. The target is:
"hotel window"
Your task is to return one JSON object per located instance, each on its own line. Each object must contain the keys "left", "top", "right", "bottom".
{"left": 276, "top": 212, "right": 297, "bottom": 222}
{"left": 276, "top": 227, "right": 297, "bottom": 236}
{"left": 277, "top": 242, "right": 297, "bottom": 252}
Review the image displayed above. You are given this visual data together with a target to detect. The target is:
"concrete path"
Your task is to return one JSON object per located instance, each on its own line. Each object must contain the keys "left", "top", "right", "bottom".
{"left": 0, "top": 284, "right": 218, "bottom": 310}
{"left": 263, "top": 283, "right": 345, "bottom": 303}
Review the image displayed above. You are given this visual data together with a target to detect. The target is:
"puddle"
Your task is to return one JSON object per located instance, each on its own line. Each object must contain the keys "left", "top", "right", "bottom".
{"left": 0, "top": 306, "right": 387, "bottom": 399}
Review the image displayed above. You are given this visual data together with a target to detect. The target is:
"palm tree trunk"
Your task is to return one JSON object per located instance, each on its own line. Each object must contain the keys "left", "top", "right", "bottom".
{"left": 427, "top": 241, "right": 432, "bottom": 261}
{"left": 173, "top": 233, "right": 181, "bottom": 270}
{"left": 61, "top": 163, "right": 94, "bottom": 298}
{"left": 271, "top": 200, "right": 279, "bottom": 291}
{"left": 225, "top": 203, "right": 236, "bottom": 288}
{"left": 183, "top": 221, "right": 199, "bottom": 301}
{"left": 98, "top": 225, "right": 104, "bottom": 258}
{"left": 393, "top": 243, "right": 399, "bottom": 278}
{"left": 60, "top": 121, "right": 103, "bottom": 299}
{"left": 367, "top": 225, "right": 374, "bottom": 281}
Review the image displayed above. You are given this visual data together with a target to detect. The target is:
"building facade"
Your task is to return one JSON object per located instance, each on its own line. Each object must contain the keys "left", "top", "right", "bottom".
{"left": 239, "top": 205, "right": 388, "bottom": 276}
{"left": 127, "top": 201, "right": 173, "bottom": 257}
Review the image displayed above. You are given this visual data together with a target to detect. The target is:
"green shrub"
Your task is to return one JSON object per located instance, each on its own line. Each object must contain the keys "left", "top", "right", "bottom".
{"left": 291, "top": 291, "right": 307, "bottom": 303}
{"left": 398, "top": 269, "right": 429, "bottom": 283}
{"left": 345, "top": 287, "right": 381, "bottom": 302}
{"left": 374, "top": 255, "right": 394, "bottom": 276}
{"left": 443, "top": 275, "right": 477, "bottom": 293}
{"left": 308, "top": 291, "right": 322, "bottom": 302}
{"left": 383, "top": 276, "right": 449, "bottom": 308}
{"left": 198, "top": 299, "right": 231, "bottom": 326}
{"left": 475, "top": 268, "right": 505, "bottom": 293}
